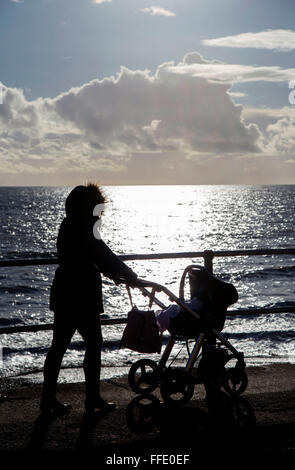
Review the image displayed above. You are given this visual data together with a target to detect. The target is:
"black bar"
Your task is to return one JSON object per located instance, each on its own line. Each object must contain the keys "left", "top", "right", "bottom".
{"left": 203, "top": 250, "right": 214, "bottom": 273}
{"left": 1, "top": 247, "right": 295, "bottom": 267}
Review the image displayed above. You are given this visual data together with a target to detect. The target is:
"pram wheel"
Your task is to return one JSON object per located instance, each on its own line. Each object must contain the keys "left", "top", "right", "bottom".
{"left": 128, "top": 359, "right": 158, "bottom": 394}
{"left": 223, "top": 368, "right": 248, "bottom": 396}
{"left": 160, "top": 369, "right": 194, "bottom": 407}
{"left": 126, "top": 394, "right": 161, "bottom": 435}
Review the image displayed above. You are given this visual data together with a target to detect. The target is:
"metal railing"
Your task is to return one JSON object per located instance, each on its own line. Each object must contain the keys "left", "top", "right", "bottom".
{"left": 0, "top": 247, "right": 295, "bottom": 335}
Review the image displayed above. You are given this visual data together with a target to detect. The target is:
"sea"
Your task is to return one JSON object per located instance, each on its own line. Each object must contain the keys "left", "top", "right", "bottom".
{"left": 0, "top": 185, "right": 294, "bottom": 383}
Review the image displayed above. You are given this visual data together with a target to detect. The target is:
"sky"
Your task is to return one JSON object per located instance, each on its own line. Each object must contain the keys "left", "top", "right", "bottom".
{"left": 1, "top": 0, "right": 295, "bottom": 185}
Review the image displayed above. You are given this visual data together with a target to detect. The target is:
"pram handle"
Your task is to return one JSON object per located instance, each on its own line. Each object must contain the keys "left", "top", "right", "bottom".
{"left": 116, "top": 277, "right": 163, "bottom": 290}
{"left": 118, "top": 277, "right": 203, "bottom": 321}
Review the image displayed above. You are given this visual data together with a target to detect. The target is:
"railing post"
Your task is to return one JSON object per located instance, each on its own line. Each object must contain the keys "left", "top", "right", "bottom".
{"left": 204, "top": 250, "right": 214, "bottom": 274}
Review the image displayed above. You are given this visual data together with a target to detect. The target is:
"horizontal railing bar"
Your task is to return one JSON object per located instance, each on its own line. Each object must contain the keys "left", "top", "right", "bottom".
{"left": 0, "top": 317, "right": 128, "bottom": 335}
{"left": 122, "top": 248, "right": 295, "bottom": 260}
{"left": 1, "top": 248, "right": 295, "bottom": 267}
{"left": 206, "top": 248, "right": 295, "bottom": 257}
{"left": 0, "top": 306, "right": 294, "bottom": 335}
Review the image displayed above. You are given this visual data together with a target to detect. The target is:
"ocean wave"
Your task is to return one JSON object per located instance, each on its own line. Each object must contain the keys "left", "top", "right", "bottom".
{"left": 263, "top": 300, "right": 295, "bottom": 309}
{"left": 234, "top": 301, "right": 295, "bottom": 311}
{"left": 239, "top": 265, "right": 295, "bottom": 280}
{"left": 0, "top": 251, "right": 57, "bottom": 261}
{"left": 225, "top": 329, "right": 295, "bottom": 342}
{"left": 2, "top": 338, "right": 121, "bottom": 355}
{"left": 0, "top": 285, "right": 40, "bottom": 294}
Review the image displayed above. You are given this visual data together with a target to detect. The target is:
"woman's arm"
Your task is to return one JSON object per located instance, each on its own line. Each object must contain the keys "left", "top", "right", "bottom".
{"left": 92, "top": 238, "right": 137, "bottom": 282}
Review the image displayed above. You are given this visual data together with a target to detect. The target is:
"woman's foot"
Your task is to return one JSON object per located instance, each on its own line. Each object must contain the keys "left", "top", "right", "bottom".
{"left": 85, "top": 397, "right": 117, "bottom": 413}
{"left": 40, "top": 398, "right": 72, "bottom": 415}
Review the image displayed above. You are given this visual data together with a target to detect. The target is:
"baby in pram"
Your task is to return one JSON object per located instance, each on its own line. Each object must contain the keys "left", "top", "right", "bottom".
{"left": 155, "top": 296, "right": 204, "bottom": 335}
{"left": 156, "top": 267, "right": 238, "bottom": 338}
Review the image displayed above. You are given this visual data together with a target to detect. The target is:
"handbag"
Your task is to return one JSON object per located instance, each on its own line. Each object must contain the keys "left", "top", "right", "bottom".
{"left": 120, "top": 306, "right": 162, "bottom": 353}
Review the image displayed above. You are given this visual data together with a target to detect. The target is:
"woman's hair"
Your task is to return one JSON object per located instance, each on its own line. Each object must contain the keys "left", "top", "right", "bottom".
{"left": 65, "top": 183, "right": 106, "bottom": 217}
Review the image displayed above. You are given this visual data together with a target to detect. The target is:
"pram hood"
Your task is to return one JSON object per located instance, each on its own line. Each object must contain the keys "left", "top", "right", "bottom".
{"left": 189, "top": 268, "right": 238, "bottom": 310}
{"left": 168, "top": 267, "right": 238, "bottom": 337}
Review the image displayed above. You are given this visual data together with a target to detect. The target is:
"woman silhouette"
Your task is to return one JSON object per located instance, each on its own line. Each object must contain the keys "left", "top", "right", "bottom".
{"left": 40, "top": 183, "right": 137, "bottom": 413}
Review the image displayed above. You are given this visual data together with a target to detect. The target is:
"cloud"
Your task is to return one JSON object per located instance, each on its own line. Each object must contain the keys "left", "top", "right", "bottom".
{"left": 92, "top": 0, "right": 112, "bottom": 4}
{"left": 265, "top": 115, "right": 295, "bottom": 154}
{"left": 243, "top": 106, "right": 294, "bottom": 120}
{"left": 228, "top": 92, "right": 247, "bottom": 98}
{"left": 44, "top": 55, "right": 260, "bottom": 157}
{"left": 167, "top": 52, "right": 295, "bottom": 83}
{"left": 0, "top": 86, "right": 94, "bottom": 179}
{"left": 242, "top": 106, "right": 294, "bottom": 132}
{"left": 3, "top": 51, "right": 295, "bottom": 184}
{"left": 141, "top": 6, "right": 176, "bottom": 17}
{"left": 203, "top": 29, "right": 295, "bottom": 51}
{"left": 241, "top": 106, "right": 295, "bottom": 157}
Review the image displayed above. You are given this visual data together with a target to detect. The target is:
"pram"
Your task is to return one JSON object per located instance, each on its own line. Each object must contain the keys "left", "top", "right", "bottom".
{"left": 121, "top": 264, "right": 248, "bottom": 407}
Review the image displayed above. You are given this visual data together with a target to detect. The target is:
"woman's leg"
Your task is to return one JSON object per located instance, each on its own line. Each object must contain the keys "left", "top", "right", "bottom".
{"left": 78, "top": 315, "right": 102, "bottom": 406}
{"left": 41, "top": 313, "right": 75, "bottom": 408}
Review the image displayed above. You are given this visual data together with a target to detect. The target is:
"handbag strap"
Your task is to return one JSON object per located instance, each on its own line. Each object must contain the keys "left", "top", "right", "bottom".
{"left": 127, "top": 285, "right": 157, "bottom": 310}
{"left": 126, "top": 285, "right": 134, "bottom": 308}
{"left": 149, "top": 287, "right": 156, "bottom": 309}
